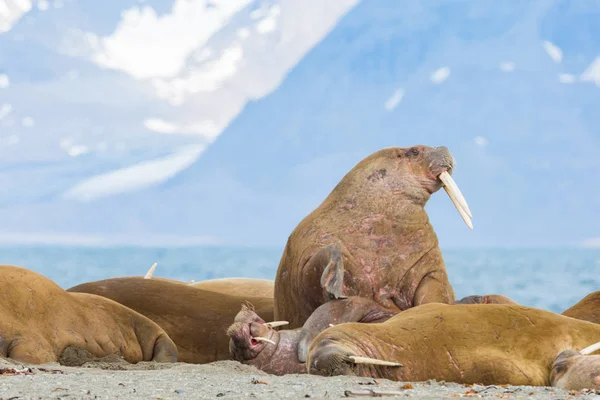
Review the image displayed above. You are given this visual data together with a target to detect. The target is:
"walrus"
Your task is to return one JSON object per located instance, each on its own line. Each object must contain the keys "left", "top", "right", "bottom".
{"left": 306, "top": 303, "right": 600, "bottom": 389}
{"left": 551, "top": 342, "right": 600, "bottom": 390}
{"left": 228, "top": 296, "right": 397, "bottom": 374}
{"left": 562, "top": 291, "right": 600, "bottom": 324}
{"left": 143, "top": 263, "right": 274, "bottom": 298}
{"left": 455, "top": 294, "right": 518, "bottom": 305}
{"left": 67, "top": 277, "right": 282, "bottom": 364}
{"left": 0, "top": 265, "right": 178, "bottom": 365}
{"left": 273, "top": 145, "right": 473, "bottom": 342}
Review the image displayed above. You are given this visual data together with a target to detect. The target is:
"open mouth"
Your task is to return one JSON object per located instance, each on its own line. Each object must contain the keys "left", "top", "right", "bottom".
{"left": 438, "top": 171, "right": 473, "bottom": 230}
{"left": 248, "top": 319, "right": 288, "bottom": 347}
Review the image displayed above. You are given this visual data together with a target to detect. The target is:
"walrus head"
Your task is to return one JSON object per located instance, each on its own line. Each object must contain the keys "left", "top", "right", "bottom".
{"left": 344, "top": 145, "right": 472, "bottom": 229}
{"left": 227, "top": 302, "right": 288, "bottom": 362}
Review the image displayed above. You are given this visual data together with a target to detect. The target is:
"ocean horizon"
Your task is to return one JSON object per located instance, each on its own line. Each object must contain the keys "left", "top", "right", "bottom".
{"left": 0, "top": 244, "right": 597, "bottom": 314}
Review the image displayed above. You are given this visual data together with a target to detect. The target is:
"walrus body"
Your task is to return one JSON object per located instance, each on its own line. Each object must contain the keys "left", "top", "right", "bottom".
{"left": 191, "top": 278, "right": 274, "bottom": 298}
{"left": 455, "top": 294, "right": 518, "bottom": 305}
{"left": 0, "top": 265, "right": 178, "bottom": 365}
{"left": 274, "top": 146, "right": 473, "bottom": 330}
{"left": 307, "top": 303, "right": 600, "bottom": 387}
{"left": 68, "top": 277, "right": 274, "bottom": 364}
{"left": 562, "top": 291, "right": 600, "bottom": 324}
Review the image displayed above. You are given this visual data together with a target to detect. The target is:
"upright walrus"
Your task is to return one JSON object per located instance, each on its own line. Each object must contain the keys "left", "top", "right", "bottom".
{"left": 306, "top": 303, "right": 600, "bottom": 389}
{"left": 68, "top": 277, "right": 281, "bottom": 364}
{"left": 274, "top": 145, "right": 473, "bottom": 333}
{"left": 562, "top": 291, "right": 600, "bottom": 324}
{"left": 0, "top": 265, "right": 178, "bottom": 365}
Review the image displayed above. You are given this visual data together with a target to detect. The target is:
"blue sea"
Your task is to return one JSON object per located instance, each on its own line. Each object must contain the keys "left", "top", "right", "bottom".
{"left": 0, "top": 246, "right": 598, "bottom": 314}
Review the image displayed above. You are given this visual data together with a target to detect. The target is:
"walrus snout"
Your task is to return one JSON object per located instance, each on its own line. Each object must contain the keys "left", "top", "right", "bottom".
{"left": 426, "top": 146, "right": 456, "bottom": 177}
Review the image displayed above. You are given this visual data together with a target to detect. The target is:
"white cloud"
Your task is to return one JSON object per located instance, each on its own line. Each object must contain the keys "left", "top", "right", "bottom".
{"left": 143, "top": 118, "right": 178, "bottom": 134}
{"left": 60, "top": 138, "right": 90, "bottom": 157}
{"left": 582, "top": 237, "right": 600, "bottom": 248}
{"left": 37, "top": 0, "right": 48, "bottom": 11}
{"left": 151, "top": 44, "right": 244, "bottom": 104}
{"left": 384, "top": 88, "right": 404, "bottom": 111}
{"left": 237, "top": 27, "right": 250, "bottom": 39}
{"left": 63, "top": 145, "right": 205, "bottom": 202}
{"left": 499, "top": 62, "right": 515, "bottom": 72}
{"left": 0, "top": 0, "right": 32, "bottom": 33}
{"left": 85, "top": 0, "right": 252, "bottom": 80}
{"left": 256, "top": 4, "right": 280, "bottom": 34}
{"left": 0, "top": 103, "right": 13, "bottom": 119}
{"left": 558, "top": 73, "right": 576, "bottom": 84}
{"left": 431, "top": 66, "right": 450, "bottom": 84}
{"left": 542, "top": 40, "right": 563, "bottom": 63}
{"left": 474, "top": 136, "right": 488, "bottom": 147}
{"left": 0, "top": 73, "right": 9, "bottom": 88}
{"left": 21, "top": 116, "right": 34, "bottom": 126}
{"left": 580, "top": 57, "right": 600, "bottom": 87}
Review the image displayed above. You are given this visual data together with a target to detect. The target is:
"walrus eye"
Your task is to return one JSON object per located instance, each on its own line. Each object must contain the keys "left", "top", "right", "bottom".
{"left": 411, "top": 148, "right": 420, "bottom": 156}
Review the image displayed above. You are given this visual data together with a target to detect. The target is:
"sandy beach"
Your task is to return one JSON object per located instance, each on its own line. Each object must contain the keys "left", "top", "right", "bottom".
{"left": 1, "top": 357, "right": 598, "bottom": 400}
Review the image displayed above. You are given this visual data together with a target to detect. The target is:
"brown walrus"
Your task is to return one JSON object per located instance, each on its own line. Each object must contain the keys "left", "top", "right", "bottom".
{"left": 562, "top": 291, "right": 600, "bottom": 324}
{"left": 273, "top": 145, "right": 473, "bottom": 358}
{"left": 306, "top": 303, "right": 600, "bottom": 389}
{"left": 0, "top": 265, "right": 178, "bottom": 365}
{"left": 67, "top": 277, "right": 280, "bottom": 364}
{"left": 228, "top": 296, "right": 396, "bottom": 374}
{"left": 551, "top": 343, "right": 600, "bottom": 390}
{"left": 455, "top": 294, "right": 518, "bottom": 305}
{"left": 143, "top": 263, "right": 274, "bottom": 298}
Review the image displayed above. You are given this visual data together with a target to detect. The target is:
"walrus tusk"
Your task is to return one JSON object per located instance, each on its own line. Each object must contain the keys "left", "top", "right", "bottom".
{"left": 348, "top": 356, "right": 402, "bottom": 367}
{"left": 144, "top": 263, "right": 157, "bottom": 279}
{"left": 264, "top": 321, "right": 289, "bottom": 328}
{"left": 253, "top": 336, "right": 276, "bottom": 345}
{"left": 579, "top": 341, "right": 600, "bottom": 355}
{"left": 439, "top": 171, "right": 473, "bottom": 229}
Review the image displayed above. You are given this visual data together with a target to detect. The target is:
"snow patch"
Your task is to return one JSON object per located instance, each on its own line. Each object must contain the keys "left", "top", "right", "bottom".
{"left": 499, "top": 62, "right": 515, "bottom": 72}
{"left": 580, "top": 57, "right": 600, "bottom": 87}
{"left": 384, "top": 89, "right": 404, "bottom": 111}
{"left": 431, "top": 67, "right": 450, "bottom": 84}
{"left": 542, "top": 40, "right": 563, "bottom": 63}
{"left": 63, "top": 145, "right": 205, "bottom": 202}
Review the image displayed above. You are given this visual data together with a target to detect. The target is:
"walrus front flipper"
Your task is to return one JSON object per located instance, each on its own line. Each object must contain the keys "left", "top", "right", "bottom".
{"left": 297, "top": 297, "right": 397, "bottom": 363}
{"left": 151, "top": 333, "right": 179, "bottom": 363}
{"left": 8, "top": 337, "right": 55, "bottom": 364}
{"left": 311, "top": 242, "right": 346, "bottom": 301}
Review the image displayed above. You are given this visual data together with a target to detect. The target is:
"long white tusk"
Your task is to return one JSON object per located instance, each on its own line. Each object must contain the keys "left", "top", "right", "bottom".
{"left": 439, "top": 171, "right": 473, "bottom": 229}
{"left": 144, "top": 263, "right": 157, "bottom": 279}
{"left": 580, "top": 341, "right": 600, "bottom": 355}
{"left": 254, "top": 336, "right": 276, "bottom": 345}
{"left": 264, "top": 321, "right": 289, "bottom": 328}
{"left": 349, "top": 356, "right": 402, "bottom": 367}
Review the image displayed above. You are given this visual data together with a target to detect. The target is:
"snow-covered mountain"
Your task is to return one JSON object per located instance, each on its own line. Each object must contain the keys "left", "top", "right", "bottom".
{"left": 0, "top": 0, "right": 599, "bottom": 247}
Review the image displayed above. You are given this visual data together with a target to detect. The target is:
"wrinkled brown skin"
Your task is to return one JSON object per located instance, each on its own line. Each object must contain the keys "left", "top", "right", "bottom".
{"left": 307, "top": 303, "right": 600, "bottom": 387}
{"left": 227, "top": 303, "right": 304, "bottom": 375}
{"left": 562, "top": 291, "right": 600, "bottom": 324}
{"left": 551, "top": 350, "right": 600, "bottom": 390}
{"left": 0, "top": 265, "right": 178, "bottom": 365}
{"left": 191, "top": 278, "right": 274, "bottom": 298}
{"left": 68, "top": 277, "right": 273, "bottom": 364}
{"left": 455, "top": 294, "right": 518, "bottom": 305}
{"left": 274, "top": 145, "right": 458, "bottom": 330}
{"left": 228, "top": 297, "right": 399, "bottom": 372}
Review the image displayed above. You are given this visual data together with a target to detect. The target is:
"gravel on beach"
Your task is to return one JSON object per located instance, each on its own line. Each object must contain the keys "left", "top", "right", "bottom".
{"left": 1, "top": 358, "right": 599, "bottom": 400}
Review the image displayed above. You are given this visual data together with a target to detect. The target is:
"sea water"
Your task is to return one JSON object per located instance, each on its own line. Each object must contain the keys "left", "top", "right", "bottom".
{"left": 0, "top": 245, "right": 597, "bottom": 314}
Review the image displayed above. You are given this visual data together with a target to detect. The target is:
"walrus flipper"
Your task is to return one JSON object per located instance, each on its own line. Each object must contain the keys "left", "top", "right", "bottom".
{"left": 297, "top": 297, "right": 398, "bottom": 363}
{"left": 315, "top": 242, "right": 346, "bottom": 301}
{"left": 151, "top": 333, "right": 179, "bottom": 363}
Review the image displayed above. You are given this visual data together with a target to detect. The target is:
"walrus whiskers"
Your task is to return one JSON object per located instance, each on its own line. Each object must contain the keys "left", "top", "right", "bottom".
{"left": 264, "top": 321, "right": 289, "bottom": 328}
{"left": 439, "top": 171, "right": 473, "bottom": 229}
{"left": 579, "top": 341, "right": 600, "bottom": 355}
{"left": 254, "top": 336, "right": 276, "bottom": 345}
{"left": 348, "top": 356, "right": 402, "bottom": 367}
{"left": 144, "top": 263, "right": 157, "bottom": 279}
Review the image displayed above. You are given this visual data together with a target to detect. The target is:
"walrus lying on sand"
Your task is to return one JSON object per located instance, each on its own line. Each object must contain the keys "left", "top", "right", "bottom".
{"left": 0, "top": 265, "right": 178, "bottom": 365}
{"left": 229, "top": 301, "right": 600, "bottom": 390}
{"left": 273, "top": 145, "right": 473, "bottom": 346}
{"left": 143, "top": 263, "right": 274, "bottom": 298}
{"left": 68, "top": 277, "right": 283, "bottom": 364}
{"left": 306, "top": 303, "right": 600, "bottom": 389}
{"left": 562, "top": 291, "right": 600, "bottom": 324}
